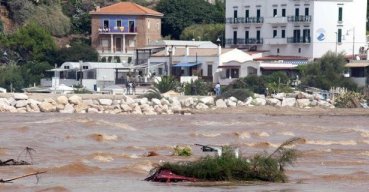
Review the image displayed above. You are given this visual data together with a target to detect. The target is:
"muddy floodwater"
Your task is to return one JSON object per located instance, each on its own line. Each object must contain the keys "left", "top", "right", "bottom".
{"left": 0, "top": 110, "right": 369, "bottom": 192}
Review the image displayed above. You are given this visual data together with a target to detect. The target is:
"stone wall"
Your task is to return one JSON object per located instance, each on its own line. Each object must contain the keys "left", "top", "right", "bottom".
{"left": 0, "top": 91, "right": 335, "bottom": 114}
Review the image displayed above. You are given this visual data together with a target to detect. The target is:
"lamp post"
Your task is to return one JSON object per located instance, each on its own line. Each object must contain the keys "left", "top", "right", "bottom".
{"left": 346, "top": 27, "right": 355, "bottom": 60}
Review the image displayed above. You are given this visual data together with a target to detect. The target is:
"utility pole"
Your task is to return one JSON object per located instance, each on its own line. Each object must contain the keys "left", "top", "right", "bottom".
{"left": 168, "top": 47, "right": 172, "bottom": 76}
{"left": 352, "top": 27, "right": 355, "bottom": 60}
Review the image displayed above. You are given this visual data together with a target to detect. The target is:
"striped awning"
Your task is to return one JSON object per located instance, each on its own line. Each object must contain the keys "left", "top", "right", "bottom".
{"left": 345, "top": 62, "right": 369, "bottom": 68}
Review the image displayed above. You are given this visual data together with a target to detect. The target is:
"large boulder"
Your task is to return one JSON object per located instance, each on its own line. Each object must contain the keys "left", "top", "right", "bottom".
{"left": 281, "top": 98, "right": 296, "bottom": 107}
{"left": 38, "top": 102, "right": 56, "bottom": 112}
{"left": 254, "top": 94, "right": 266, "bottom": 99}
{"left": 226, "top": 100, "right": 237, "bottom": 107}
{"left": 228, "top": 97, "right": 238, "bottom": 102}
{"left": 60, "top": 104, "right": 75, "bottom": 113}
{"left": 87, "top": 107, "right": 99, "bottom": 113}
{"left": 161, "top": 98, "right": 170, "bottom": 106}
{"left": 139, "top": 98, "right": 149, "bottom": 105}
{"left": 13, "top": 93, "right": 28, "bottom": 100}
{"left": 215, "top": 99, "right": 227, "bottom": 108}
{"left": 252, "top": 98, "right": 266, "bottom": 106}
{"left": 181, "top": 97, "right": 194, "bottom": 107}
{"left": 69, "top": 95, "right": 82, "bottom": 105}
{"left": 200, "top": 97, "right": 214, "bottom": 105}
{"left": 195, "top": 103, "right": 209, "bottom": 110}
{"left": 121, "top": 104, "right": 132, "bottom": 112}
{"left": 75, "top": 103, "right": 89, "bottom": 113}
{"left": 266, "top": 98, "right": 281, "bottom": 106}
{"left": 99, "top": 99, "right": 113, "bottom": 106}
{"left": 272, "top": 93, "right": 286, "bottom": 100}
{"left": 15, "top": 100, "right": 28, "bottom": 108}
{"left": 297, "top": 99, "right": 311, "bottom": 108}
{"left": 245, "top": 97, "right": 253, "bottom": 106}
{"left": 171, "top": 98, "right": 182, "bottom": 111}
{"left": 151, "top": 98, "right": 161, "bottom": 106}
{"left": 57, "top": 96, "right": 69, "bottom": 105}
{"left": 83, "top": 99, "right": 94, "bottom": 106}
{"left": 125, "top": 96, "right": 135, "bottom": 104}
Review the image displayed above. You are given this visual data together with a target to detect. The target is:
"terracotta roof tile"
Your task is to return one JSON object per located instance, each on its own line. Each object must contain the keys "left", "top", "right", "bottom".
{"left": 90, "top": 2, "right": 163, "bottom": 17}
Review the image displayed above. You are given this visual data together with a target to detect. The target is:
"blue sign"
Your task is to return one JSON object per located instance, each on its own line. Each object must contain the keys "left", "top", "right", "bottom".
{"left": 316, "top": 28, "right": 326, "bottom": 41}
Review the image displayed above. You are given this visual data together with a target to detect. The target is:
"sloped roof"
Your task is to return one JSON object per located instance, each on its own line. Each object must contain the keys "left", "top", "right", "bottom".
{"left": 151, "top": 48, "right": 233, "bottom": 57}
{"left": 90, "top": 2, "right": 163, "bottom": 17}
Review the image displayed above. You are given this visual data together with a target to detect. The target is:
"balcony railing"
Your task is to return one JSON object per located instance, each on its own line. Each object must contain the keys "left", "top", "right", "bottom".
{"left": 226, "top": 38, "right": 264, "bottom": 45}
{"left": 265, "top": 17, "right": 288, "bottom": 24}
{"left": 264, "top": 38, "right": 287, "bottom": 45}
{"left": 225, "top": 17, "right": 264, "bottom": 24}
{"left": 287, "top": 36, "right": 311, "bottom": 43}
{"left": 98, "top": 27, "right": 137, "bottom": 34}
{"left": 287, "top": 15, "right": 312, "bottom": 22}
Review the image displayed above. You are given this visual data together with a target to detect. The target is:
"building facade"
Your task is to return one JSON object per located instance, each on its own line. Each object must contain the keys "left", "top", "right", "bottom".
{"left": 225, "top": 0, "right": 367, "bottom": 59}
{"left": 90, "top": 2, "right": 163, "bottom": 63}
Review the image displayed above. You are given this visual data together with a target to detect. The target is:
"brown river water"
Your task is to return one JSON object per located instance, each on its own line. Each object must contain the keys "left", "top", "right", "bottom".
{"left": 0, "top": 111, "right": 369, "bottom": 192}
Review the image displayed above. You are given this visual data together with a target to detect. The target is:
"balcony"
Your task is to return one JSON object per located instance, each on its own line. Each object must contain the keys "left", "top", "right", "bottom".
{"left": 264, "top": 38, "right": 287, "bottom": 45}
{"left": 287, "top": 15, "right": 312, "bottom": 23}
{"left": 225, "top": 17, "right": 264, "bottom": 24}
{"left": 98, "top": 26, "right": 137, "bottom": 34}
{"left": 265, "top": 17, "right": 288, "bottom": 24}
{"left": 287, "top": 36, "right": 311, "bottom": 44}
{"left": 226, "top": 38, "right": 264, "bottom": 45}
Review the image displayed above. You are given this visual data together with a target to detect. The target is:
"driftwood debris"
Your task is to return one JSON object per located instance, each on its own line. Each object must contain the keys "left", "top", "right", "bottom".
{"left": 0, "top": 147, "right": 35, "bottom": 166}
{"left": 0, "top": 171, "right": 46, "bottom": 183}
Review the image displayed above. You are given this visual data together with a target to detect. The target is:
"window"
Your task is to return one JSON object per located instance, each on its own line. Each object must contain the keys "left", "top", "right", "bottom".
{"left": 101, "top": 39, "right": 109, "bottom": 47}
{"left": 277, "top": 48, "right": 280, "bottom": 54}
{"left": 298, "top": 48, "right": 301, "bottom": 53}
{"left": 103, "top": 20, "right": 109, "bottom": 28}
{"left": 338, "top": 7, "right": 343, "bottom": 22}
{"left": 282, "top": 8, "right": 286, "bottom": 17}
{"left": 116, "top": 20, "right": 122, "bottom": 27}
{"left": 233, "top": 31, "right": 237, "bottom": 44}
{"left": 257, "top": 9, "right": 261, "bottom": 18}
{"left": 129, "top": 21, "right": 135, "bottom": 32}
{"left": 158, "top": 68, "right": 163, "bottom": 75}
{"left": 234, "top": 10, "right": 238, "bottom": 18}
{"left": 256, "top": 30, "right": 261, "bottom": 40}
{"left": 281, "top": 29, "right": 286, "bottom": 38}
{"left": 295, "top": 8, "right": 299, "bottom": 17}
{"left": 338, "top": 29, "right": 342, "bottom": 43}
{"left": 64, "top": 66, "right": 69, "bottom": 69}
{"left": 147, "top": 21, "right": 150, "bottom": 29}
{"left": 305, "top": 7, "right": 309, "bottom": 16}
{"left": 245, "top": 30, "right": 249, "bottom": 40}
{"left": 273, "top": 30, "right": 277, "bottom": 38}
{"left": 273, "top": 9, "right": 277, "bottom": 17}
{"left": 245, "top": 10, "right": 249, "bottom": 18}
{"left": 82, "top": 66, "right": 88, "bottom": 70}
{"left": 207, "top": 64, "right": 213, "bottom": 77}
{"left": 129, "top": 40, "right": 136, "bottom": 47}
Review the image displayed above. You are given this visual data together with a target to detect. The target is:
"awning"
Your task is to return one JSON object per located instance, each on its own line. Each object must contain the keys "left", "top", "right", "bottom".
{"left": 345, "top": 62, "right": 369, "bottom": 68}
{"left": 260, "top": 63, "right": 297, "bottom": 70}
{"left": 173, "top": 63, "right": 201, "bottom": 68}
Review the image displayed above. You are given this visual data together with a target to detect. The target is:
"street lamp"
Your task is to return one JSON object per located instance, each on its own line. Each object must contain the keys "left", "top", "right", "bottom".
{"left": 346, "top": 27, "right": 355, "bottom": 60}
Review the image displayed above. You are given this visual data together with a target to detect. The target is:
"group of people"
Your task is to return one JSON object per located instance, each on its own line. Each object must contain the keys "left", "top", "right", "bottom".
{"left": 126, "top": 81, "right": 136, "bottom": 95}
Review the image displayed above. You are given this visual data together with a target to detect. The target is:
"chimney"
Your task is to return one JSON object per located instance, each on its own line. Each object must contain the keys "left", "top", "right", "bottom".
{"left": 96, "top": 5, "right": 100, "bottom": 11}
{"left": 185, "top": 46, "right": 190, "bottom": 56}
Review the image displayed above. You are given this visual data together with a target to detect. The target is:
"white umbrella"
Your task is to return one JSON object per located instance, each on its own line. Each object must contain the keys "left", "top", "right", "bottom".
{"left": 0, "top": 87, "right": 6, "bottom": 93}
{"left": 49, "top": 84, "right": 74, "bottom": 93}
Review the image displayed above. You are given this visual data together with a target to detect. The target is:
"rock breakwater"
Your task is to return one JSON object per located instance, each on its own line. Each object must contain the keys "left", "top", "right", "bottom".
{"left": 0, "top": 91, "right": 335, "bottom": 115}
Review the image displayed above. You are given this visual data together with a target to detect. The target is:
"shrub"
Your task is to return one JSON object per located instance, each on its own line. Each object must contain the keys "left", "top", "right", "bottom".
{"left": 184, "top": 79, "right": 212, "bottom": 95}
{"left": 154, "top": 76, "right": 180, "bottom": 93}
{"left": 173, "top": 146, "right": 192, "bottom": 157}
{"left": 220, "top": 89, "right": 253, "bottom": 101}
{"left": 335, "top": 91, "right": 366, "bottom": 108}
{"left": 140, "top": 87, "right": 162, "bottom": 100}
{"left": 157, "top": 138, "right": 303, "bottom": 182}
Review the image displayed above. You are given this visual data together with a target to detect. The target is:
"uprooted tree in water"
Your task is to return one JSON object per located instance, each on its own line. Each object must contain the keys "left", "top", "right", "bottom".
{"left": 146, "top": 137, "right": 304, "bottom": 183}
{"left": 0, "top": 147, "right": 35, "bottom": 166}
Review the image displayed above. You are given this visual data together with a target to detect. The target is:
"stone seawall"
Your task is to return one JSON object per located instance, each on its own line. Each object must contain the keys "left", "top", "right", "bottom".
{"left": 0, "top": 92, "right": 335, "bottom": 115}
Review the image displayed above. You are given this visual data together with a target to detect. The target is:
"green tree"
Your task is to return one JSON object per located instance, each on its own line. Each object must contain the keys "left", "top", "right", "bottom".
{"left": 5, "top": 22, "right": 57, "bottom": 62}
{"left": 299, "top": 51, "right": 357, "bottom": 90}
{"left": 180, "top": 24, "right": 224, "bottom": 43}
{"left": 53, "top": 43, "right": 99, "bottom": 65}
{"left": 20, "top": 61, "right": 53, "bottom": 87}
{"left": 156, "top": 0, "right": 224, "bottom": 39}
{"left": 0, "top": 63, "right": 24, "bottom": 91}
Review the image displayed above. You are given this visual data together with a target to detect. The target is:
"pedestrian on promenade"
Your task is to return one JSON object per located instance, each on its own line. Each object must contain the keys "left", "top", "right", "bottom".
{"left": 214, "top": 82, "right": 221, "bottom": 96}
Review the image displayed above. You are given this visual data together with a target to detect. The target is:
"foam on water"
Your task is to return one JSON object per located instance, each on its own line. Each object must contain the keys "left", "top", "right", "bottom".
{"left": 89, "top": 133, "right": 118, "bottom": 142}
{"left": 306, "top": 140, "right": 357, "bottom": 146}
{"left": 96, "top": 120, "right": 137, "bottom": 131}
{"left": 234, "top": 131, "right": 251, "bottom": 139}
{"left": 93, "top": 155, "right": 114, "bottom": 163}
{"left": 279, "top": 131, "right": 295, "bottom": 136}
{"left": 350, "top": 128, "right": 369, "bottom": 138}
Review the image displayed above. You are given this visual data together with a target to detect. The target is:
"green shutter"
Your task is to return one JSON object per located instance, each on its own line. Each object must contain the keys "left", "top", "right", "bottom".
{"left": 338, "top": 7, "right": 343, "bottom": 22}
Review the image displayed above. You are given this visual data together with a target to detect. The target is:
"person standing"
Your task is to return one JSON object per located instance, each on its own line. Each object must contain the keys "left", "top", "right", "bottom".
{"left": 132, "top": 81, "right": 136, "bottom": 95}
{"left": 214, "top": 82, "right": 221, "bottom": 96}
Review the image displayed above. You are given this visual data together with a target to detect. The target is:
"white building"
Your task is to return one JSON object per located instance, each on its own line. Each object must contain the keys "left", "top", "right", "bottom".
{"left": 42, "top": 62, "right": 132, "bottom": 91}
{"left": 225, "top": 0, "right": 367, "bottom": 59}
{"left": 148, "top": 46, "right": 261, "bottom": 85}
